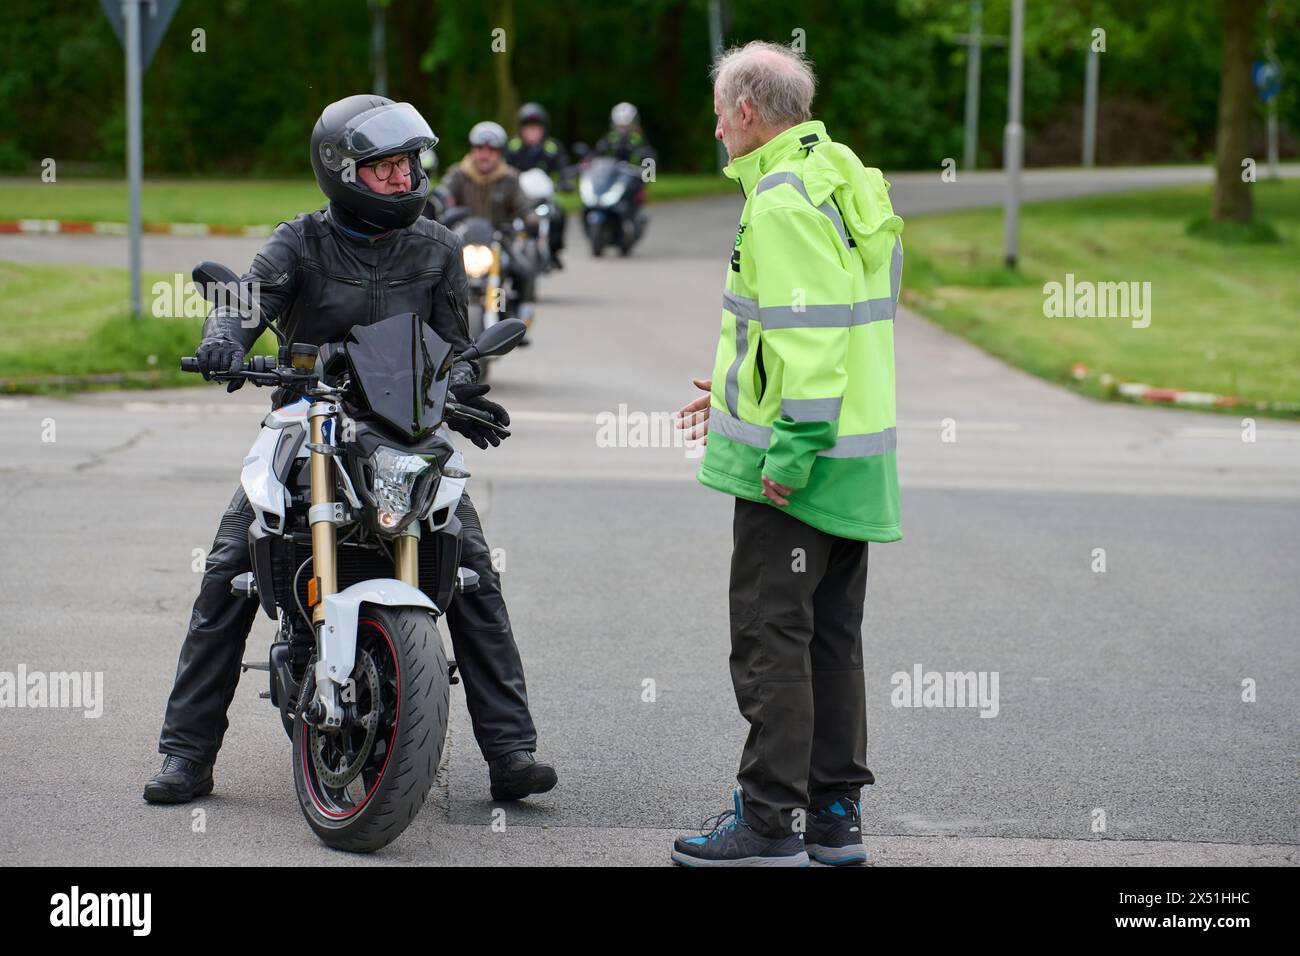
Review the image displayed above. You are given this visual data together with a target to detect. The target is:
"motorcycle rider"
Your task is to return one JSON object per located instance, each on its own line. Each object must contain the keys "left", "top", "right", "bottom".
{"left": 506, "top": 102, "right": 570, "bottom": 267}
{"left": 593, "top": 101, "right": 657, "bottom": 166}
{"left": 144, "top": 94, "right": 557, "bottom": 807}
{"left": 440, "top": 120, "right": 537, "bottom": 325}
{"left": 593, "top": 102, "right": 655, "bottom": 230}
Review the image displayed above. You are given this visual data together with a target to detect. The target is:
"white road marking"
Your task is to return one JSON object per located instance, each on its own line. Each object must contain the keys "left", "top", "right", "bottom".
{"left": 1175, "top": 426, "right": 1300, "bottom": 441}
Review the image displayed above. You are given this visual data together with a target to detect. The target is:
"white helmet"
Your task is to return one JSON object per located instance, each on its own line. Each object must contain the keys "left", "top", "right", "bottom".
{"left": 468, "top": 120, "right": 508, "bottom": 150}
{"left": 611, "top": 102, "right": 639, "bottom": 129}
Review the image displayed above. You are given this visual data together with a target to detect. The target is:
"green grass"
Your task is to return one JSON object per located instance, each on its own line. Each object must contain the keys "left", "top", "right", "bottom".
{"left": 0, "top": 173, "right": 733, "bottom": 226}
{"left": 901, "top": 179, "right": 1300, "bottom": 415}
{"left": 7, "top": 179, "right": 1295, "bottom": 406}
{"left": 0, "top": 178, "right": 327, "bottom": 228}
{"left": 0, "top": 261, "right": 275, "bottom": 392}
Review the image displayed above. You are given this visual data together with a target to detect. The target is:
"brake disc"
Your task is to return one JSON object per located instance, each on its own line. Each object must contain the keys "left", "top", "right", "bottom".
{"left": 310, "top": 647, "right": 382, "bottom": 792}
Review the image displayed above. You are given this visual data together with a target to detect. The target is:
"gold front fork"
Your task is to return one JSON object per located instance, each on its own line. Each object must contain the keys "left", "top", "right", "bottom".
{"left": 308, "top": 402, "right": 337, "bottom": 625}
{"left": 487, "top": 243, "right": 503, "bottom": 316}
{"left": 394, "top": 528, "right": 420, "bottom": 588}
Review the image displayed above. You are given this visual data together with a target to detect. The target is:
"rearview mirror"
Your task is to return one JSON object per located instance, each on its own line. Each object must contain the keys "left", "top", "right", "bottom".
{"left": 191, "top": 259, "right": 283, "bottom": 344}
{"left": 192, "top": 260, "right": 242, "bottom": 303}
{"left": 461, "top": 318, "right": 527, "bottom": 363}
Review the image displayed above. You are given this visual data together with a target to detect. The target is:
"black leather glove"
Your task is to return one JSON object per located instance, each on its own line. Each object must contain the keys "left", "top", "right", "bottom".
{"left": 448, "top": 358, "right": 480, "bottom": 390}
{"left": 449, "top": 382, "right": 510, "bottom": 449}
{"left": 195, "top": 338, "right": 245, "bottom": 393}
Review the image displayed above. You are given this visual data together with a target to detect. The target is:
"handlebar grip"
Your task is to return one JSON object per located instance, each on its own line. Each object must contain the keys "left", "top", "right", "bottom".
{"left": 180, "top": 357, "right": 199, "bottom": 373}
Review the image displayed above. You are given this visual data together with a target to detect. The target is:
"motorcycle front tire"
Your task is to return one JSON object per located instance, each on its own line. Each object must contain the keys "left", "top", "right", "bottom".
{"left": 292, "top": 604, "right": 449, "bottom": 853}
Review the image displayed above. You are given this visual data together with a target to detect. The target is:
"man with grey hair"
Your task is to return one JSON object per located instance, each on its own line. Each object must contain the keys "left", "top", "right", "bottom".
{"left": 673, "top": 40, "right": 904, "bottom": 866}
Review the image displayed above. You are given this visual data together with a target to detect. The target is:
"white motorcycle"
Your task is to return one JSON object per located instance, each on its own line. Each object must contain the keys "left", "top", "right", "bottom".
{"left": 182, "top": 262, "right": 525, "bottom": 852}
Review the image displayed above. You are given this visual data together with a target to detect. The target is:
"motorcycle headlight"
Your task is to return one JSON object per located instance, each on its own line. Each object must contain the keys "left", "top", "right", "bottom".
{"left": 368, "top": 446, "right": 437, "bottom": 534}
{"left": 463, "top": 244, "right": 494, "bottom": 279}
{"left": 600, "top": 182, "right": 627, "bottom": 206}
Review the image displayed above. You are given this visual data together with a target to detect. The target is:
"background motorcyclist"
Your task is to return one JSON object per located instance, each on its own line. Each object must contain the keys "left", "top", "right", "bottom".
{"left": 144, "top": 94, "right": 557, "bottom": 808}
{"left": 593, "top": 101, "right": 657, "bottom": 166}
{"left": 441, "top": 120, "right": 537, "bottom": 323}
{"left": 505, "top": 102, "right": 570, "bottom": 267}
{"left": 593, "top": 101, "right": 655, "bottom": 222}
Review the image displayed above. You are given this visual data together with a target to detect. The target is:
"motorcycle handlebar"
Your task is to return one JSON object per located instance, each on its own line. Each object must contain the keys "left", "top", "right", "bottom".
{"left": 179, "top": 354, "right": 287, "bottom": 387}
{"left": 446, "top": 401, "right": 511, "bottom": 438}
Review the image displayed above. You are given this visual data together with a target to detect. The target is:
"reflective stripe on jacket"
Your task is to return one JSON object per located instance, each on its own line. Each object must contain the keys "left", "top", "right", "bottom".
{"left": 697, "top": 120, "right": 904, "bottom": 542}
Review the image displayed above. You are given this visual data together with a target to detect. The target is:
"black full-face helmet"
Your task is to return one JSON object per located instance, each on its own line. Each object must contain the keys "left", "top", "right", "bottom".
{"left": 310, "top": 94, "right": 438, "bottom": 230}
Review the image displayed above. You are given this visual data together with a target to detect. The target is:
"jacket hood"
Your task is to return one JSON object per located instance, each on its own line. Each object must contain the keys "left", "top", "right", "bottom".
{"left": 726, "top": 120, "right": 903, "bottom": 276}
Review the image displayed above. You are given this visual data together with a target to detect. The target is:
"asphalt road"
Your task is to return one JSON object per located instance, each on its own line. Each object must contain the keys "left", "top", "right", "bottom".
{"left": 1, "top": 166, "right": 1297, "bottom": 866}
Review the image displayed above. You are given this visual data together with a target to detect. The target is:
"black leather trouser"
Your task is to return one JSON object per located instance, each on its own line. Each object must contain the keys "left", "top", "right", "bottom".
{"left": 158, "top": 487, "right": 537, "bottom": 766}
{"left": 728, "top": 497, "right": 875, "bottom": 838}
{"left": 549, "top": 203, "right": 567, "bottom": 252}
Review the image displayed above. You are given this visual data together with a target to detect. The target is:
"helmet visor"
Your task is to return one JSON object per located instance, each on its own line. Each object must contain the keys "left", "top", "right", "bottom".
{"left": 323, "top": 103, "right": 438, "bottom": 171}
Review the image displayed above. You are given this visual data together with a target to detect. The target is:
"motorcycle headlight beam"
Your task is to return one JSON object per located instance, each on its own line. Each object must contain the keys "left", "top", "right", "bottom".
{"left": 462, "top": 244, "right": 494, "bottom": 279}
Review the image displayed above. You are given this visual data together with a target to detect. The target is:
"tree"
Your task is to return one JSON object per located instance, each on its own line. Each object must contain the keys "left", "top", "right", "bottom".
{"left": 1211, "top": 0, "right": 1262, "bottom": 223}
{"left": 490, "top": 0, "right": 519, "bottom": 129}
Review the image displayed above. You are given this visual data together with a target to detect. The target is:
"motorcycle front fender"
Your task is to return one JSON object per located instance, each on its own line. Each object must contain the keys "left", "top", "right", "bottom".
{"left": 318, "top": 579, "right": 438, "bottom": 692}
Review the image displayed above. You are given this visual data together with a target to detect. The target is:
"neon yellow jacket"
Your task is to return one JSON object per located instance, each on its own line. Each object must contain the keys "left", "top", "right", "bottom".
{"left": 697, "top": 120, "right": 904, "bottom": 542}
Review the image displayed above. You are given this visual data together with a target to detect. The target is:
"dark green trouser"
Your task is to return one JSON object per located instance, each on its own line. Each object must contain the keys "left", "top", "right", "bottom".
{"left": 729, "top": 496, "right": 875, "bottom": 838}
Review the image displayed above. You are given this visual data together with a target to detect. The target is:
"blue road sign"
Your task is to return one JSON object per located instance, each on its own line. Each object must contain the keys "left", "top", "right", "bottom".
{"left": 100, "top": 0, "right": 181, "bottom": 71}
{"left": 1253, "top": 59, "right": 1282, "bottom": 103}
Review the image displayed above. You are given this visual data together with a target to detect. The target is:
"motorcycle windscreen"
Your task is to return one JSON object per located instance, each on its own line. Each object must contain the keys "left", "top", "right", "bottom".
{"left": 585, "top": 158, "right": 621, "bottom": 193}
{"left": 344, "top": 312, "right": 451, "bottom": 441}
{"left": 456, "top": 216, "right": 496, "bottom": 246}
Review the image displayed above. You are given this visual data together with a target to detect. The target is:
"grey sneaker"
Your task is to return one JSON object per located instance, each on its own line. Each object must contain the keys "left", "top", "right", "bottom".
{"left": 672, "top": 787, "right": 809, "bottom": 867}
{"left": 806, "top": 797, "right": 867, "bottom": 865}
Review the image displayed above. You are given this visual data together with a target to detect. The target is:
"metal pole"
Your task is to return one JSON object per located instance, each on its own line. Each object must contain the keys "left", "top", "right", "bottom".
{"left": 1266, "top": 23, "right": 1280, "bottom": 181}
{"left": 963, "top": 0, "right": 982, "bottom": 170}
{"left": 1082, "top": 41, "right": 1098, "bottom": 167}
{"left": 708, "top": 0, "right": 726, "bottom": 172}
{"left": 369, "top": 0, "right": 387, "bottom": 97}
{"left": 1003, "top": 0, "right": 1024, "bottom": 268}
{"left": 124, "top": 0, "right": 142, "bottom": 318}
{"left": 1268, "top": 100, "right": 1279, "bottom": 180}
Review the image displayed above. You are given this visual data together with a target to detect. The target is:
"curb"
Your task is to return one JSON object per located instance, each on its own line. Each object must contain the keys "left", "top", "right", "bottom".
{"left": 0, "top": 219, "right": 273, "bottom": 237}
{"left": 1070, "top": 363, "right": 1300, "bottom": 415}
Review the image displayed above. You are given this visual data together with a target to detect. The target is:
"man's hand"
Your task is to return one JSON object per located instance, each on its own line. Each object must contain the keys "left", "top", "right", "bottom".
{"left": 761, "top": 475, "right": 794, "bottom": 507}
{"left": 674, "top": 377, "right": 711, "bottom": 445}
{"left": 195, "top": 339, "right": 245, "bottom": 393}
{"left": 449, "top": 382, "right": 510, "bottom": 449}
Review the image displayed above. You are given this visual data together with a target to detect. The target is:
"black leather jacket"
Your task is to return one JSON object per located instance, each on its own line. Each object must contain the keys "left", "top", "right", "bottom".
{"left": 200, "top": 204, "right": 478, "bottom": 390}
{"left": 506, "top": 135, "right": 571, "bottom": 182}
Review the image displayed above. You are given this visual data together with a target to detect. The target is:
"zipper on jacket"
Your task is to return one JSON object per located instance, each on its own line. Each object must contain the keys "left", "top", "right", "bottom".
{"left": 388, "top": 269, "right": 440, "bottom": 288}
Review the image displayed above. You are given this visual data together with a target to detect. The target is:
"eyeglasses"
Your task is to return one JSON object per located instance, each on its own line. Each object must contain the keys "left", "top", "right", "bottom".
{"left": 364, "top": 155, "right": 412, "bottom": 181}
